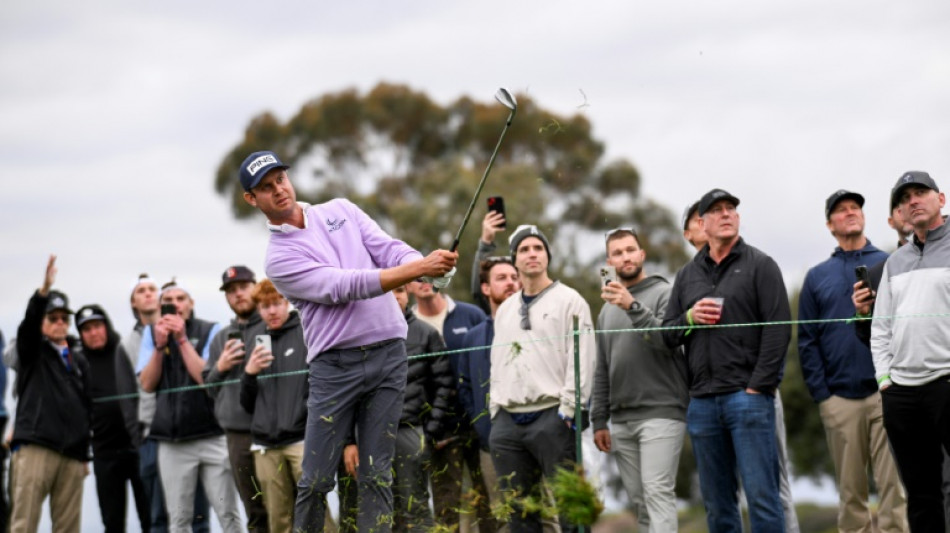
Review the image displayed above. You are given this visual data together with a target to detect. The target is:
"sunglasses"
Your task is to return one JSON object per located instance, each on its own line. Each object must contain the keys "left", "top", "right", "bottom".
{"left": 46, "top": 313, "right": 71, "bottom": 324}
{"left": 604, "top": 226, "right": 639, "bottom": 242}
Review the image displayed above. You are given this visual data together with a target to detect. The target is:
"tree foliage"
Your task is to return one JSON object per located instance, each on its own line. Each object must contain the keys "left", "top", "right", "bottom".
{"left": 215, "top": 82, "right": 690, "bottom": 305}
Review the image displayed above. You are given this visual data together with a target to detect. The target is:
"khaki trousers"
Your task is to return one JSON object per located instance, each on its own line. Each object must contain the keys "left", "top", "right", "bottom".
{"left": 819, "top": 393, "right": 908, "bottom": 533}
{"left": 10, "top": 444, "right": 85, "bottom": 533}
{"left": 253, "top": 442, "right": 304, "bottom": 533}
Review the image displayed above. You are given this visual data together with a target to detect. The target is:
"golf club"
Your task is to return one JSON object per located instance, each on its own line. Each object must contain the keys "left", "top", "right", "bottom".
{"left": 449, "top": 87, "right": 518, "bottom": 253}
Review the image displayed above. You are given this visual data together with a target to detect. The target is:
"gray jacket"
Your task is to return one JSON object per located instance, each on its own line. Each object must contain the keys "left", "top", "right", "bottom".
{"left": 872, "top": 220, "right": 950, "bottom": 387}
{"left": 202, "top": 312, "right": 265, "bottom": 431}
{"left": 592, "top": 275, "right": 689, "bottom": 430}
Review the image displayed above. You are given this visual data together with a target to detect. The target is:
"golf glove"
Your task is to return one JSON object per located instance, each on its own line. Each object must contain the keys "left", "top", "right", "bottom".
{"left": 425, "top": 267, "right": 456, "bottom": 290}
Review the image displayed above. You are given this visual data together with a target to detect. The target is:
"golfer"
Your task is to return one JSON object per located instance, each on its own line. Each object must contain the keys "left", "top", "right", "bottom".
{"left": 239, "top": 150, "right": 457, "bottom": 532}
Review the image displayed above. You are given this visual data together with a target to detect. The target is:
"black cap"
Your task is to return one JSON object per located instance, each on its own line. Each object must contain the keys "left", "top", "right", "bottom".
{"left": 682, "top": 201, "right": 700, "bottom": 231}
{"left": 76, "top": 304, "right": 107, "bottom": 328}
{"left": 220, "top": 265, "right": 256, "bottom": 291}
{"left": 825, "top": 190, "right": 865, "bottom": 219}
{"left": 891, "top": 171, "right": 938, "bottom": 209}
{"left": 239, "top": 151, "right": 291, "bottom": 191}
{"left": 45, "top": 290, "right": 73, "bottom": 315}
{"left": 697, "top": 189, "right": 740, "bottom": 216}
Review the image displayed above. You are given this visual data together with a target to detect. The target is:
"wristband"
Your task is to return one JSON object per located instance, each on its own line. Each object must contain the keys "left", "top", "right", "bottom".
{"left": 177, "top": 337, "right": 190, "bottom": 346}
{"left": 877, "top": 374, "right": 890, "bottom": 385}
{"left": 686, "top": 309, "right": 695, "bottom": 326}
{"left": 855, "top": 312, "right": 870, "bottom": 319}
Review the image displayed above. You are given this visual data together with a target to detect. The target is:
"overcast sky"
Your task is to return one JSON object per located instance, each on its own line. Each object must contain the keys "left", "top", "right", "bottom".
{"left": 3, "top": 0, "right": 946, "bottom": 525}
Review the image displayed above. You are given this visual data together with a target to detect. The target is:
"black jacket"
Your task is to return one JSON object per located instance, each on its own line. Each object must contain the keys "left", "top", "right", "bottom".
{"left": 80, "top": 305, "right": 142, "bottom": 455}
{"left": 403, "top": 310, "right": 455, "bottom": 440}
{"left": 662, "top": 238, "right": 792, "bottom": 397}
{"left": 240, "top": 312, "right": 309, "bottom": 447}
{"left": 12, "top": 291, "right": 92, "bottom": 462}
{"left": 149, "top": 317, "right": 222, "bottom": 441}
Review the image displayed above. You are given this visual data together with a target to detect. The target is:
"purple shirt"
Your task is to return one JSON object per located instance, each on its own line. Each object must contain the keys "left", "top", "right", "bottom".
{"left": 265, "top": 199, "right": 422, "bottom": 361}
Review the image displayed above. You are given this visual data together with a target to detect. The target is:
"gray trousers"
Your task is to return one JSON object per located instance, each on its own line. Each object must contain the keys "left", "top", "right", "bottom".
{"left": 158, "top": 436, "right": 242, "bottom": 533}
{"left": 490, "top": 408, "right": 577, "bottom": 533}
{"left": 293, "top": 339, "right": 407, "bottom": 533}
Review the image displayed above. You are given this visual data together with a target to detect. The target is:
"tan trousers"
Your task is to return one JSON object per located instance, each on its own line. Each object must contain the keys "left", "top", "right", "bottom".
{"left": 253, "top": 441, "right": 340, "bottom": 533}
{"left": 819, "top": 393, "right": 908, "bottom": 533}
{"left": 10, "top": 444, "right": 85, "bottom": 533}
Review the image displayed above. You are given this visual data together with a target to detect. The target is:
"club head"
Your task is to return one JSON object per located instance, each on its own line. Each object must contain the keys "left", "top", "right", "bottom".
{"left": 494, "top": 87, "right": 517, "bottom": 111}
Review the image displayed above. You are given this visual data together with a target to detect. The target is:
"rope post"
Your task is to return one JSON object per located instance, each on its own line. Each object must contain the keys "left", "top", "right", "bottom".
{"left": 573, "top": 314, "right": 585, "bottom": 533}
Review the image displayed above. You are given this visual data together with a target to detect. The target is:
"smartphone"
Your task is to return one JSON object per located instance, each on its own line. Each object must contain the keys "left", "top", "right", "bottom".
{"left": 255, "top": 334, "right": 272, "bottom": 353}
{"left": 160, "top": 303, "right": 177, "bottom": 316}
{"left": 855, "top": 265, "right": 872, "bottom": 291}
{"left": 600, "top": 265, "right": 616, "bottom": 286}
{"left": 487, "top": 196, "right": 506, "bottom": 228}
{"left": 227, "top": 330, "right": 243, "bottom": 341}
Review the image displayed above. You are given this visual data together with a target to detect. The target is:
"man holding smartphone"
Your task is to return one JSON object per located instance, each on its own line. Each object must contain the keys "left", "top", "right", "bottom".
{"left": 798, "top": 190, "right": 906, "bottom": 532}
{"left": 592, "top": 228, "right": 689, "bottom": 532}
{"left": 138, "top": 281, "right": 242, "bottom": 532}
{"left": 203, "top": 265, "right": 269, "bottom": 532}
{"left": 237, "top": 150, "right": 457, "bottom": 532}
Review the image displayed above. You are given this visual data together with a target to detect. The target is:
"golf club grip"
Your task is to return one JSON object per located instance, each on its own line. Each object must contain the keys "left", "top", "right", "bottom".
{"left": 450, "top": 239, "right": 460, "bottom": 253}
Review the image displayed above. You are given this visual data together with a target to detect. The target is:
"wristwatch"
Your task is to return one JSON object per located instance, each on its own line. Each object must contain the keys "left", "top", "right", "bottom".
{"left": 628, "top": 300, "right": 642, "bottom": 312}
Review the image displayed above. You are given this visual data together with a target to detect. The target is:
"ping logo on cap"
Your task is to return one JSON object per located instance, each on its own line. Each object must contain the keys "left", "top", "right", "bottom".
{"left": 246, "top": 154, "right": 278, "bottom": 176}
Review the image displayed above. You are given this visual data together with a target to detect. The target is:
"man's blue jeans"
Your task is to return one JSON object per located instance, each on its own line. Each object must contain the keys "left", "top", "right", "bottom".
{"left": 688, "top": 390, "right": 784, "bottom": 532}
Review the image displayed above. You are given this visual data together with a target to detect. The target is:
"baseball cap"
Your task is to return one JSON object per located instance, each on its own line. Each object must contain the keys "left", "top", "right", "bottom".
{"left": 45, "top": 290, "right": 73, "bottom": 315}
{"left": 697, "top": 189, "right": 740, "bottom": 216}
{"left": 239, "top": 150, "right": 290, "bottom": 191}
{"left": 891, "top": 171, "right": 938, "bottom": 208}
{"left": 76, "top": 305, "right": 106, "bottom": 328}
{"left": 220, "top": 265, "right": 256, "bottom": 291}
{"left": 682, "top": 201, "right": 700, "bottom": 231}
{"left": 825, "top": 190, "right": 865, "bottom": 219}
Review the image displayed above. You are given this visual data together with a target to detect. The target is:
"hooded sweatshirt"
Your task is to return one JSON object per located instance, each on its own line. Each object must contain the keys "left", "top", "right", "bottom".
{"left": 240, "top": 311, "right": 309, "bottom": 447}
{"left": 592, "top": 275, "right": 689, "bottom": 431}
{"left": 80, "top": 306, "right": 141, "bottom": 455}
{"left": 203, "top": 311, "right": 265, "bottom": 431}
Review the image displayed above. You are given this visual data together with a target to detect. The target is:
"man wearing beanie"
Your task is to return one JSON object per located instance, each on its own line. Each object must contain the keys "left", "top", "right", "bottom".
{"left": 138, "top": 280, "right": 241, "bottom": 532}
{"left": 872, "top": 171, "right": 950, "bottom": 531}
{"left": 489, "top": 224, "right": 596, "bottom": 533}
{"left": 203, "top": 265, "right": 269, "bottom": 532}
{"left": 76, "top": 303, "right": 150, "bottom": 532}
{"left": 10, "top": 255, "right": 91, "bottom": 533}
{"left": 662, "top": 189, "right": 791, "bottom": 532}
{"left": 237, "top": 150, "right": 457, "bottom": 532}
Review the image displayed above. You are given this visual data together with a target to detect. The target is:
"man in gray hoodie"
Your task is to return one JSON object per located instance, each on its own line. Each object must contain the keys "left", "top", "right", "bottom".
{"left": 592, "top": 228, "right": 689, "bottom": 532}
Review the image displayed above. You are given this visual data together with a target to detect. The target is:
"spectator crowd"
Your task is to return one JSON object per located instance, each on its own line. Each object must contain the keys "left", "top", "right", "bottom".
{"left": 1, "top": 156, "right": 947, "bottom": 533}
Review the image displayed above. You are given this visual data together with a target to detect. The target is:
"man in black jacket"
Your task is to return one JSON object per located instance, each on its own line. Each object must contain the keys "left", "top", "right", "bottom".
{"left": 10, "top": 255, "right": 91, "bottom": 533}
{"left": 76, "top": 303, "right": 150, "bottom": 533}
{"left": 662, "top": 190, "right": 792, "bottom": 532}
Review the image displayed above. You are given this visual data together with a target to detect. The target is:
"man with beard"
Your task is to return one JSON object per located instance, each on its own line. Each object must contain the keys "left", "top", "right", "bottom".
{"left": 10, "top": 255, "right": 91, "bottom": 533}
{"left": 489, "top": 224, "right": 596, "bottom": 533}
{"left": 798, "top": 191, "right": 906, "bottom": 532}
{"left": 592, "top": 228, "right": 689, "bottom": 532}
{"left": 138, "top": 281, "right": 241, "bottom": 532}
{"left": 76, "top": 304, "right": 150, "bottom": 532}
{"left": 203, "top": 265, "right": 269, "bottom": 532}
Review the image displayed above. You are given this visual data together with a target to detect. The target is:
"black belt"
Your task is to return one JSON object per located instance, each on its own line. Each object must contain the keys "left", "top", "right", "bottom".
{"left": 344, "top": 338, "right": 400, "bottom": 352}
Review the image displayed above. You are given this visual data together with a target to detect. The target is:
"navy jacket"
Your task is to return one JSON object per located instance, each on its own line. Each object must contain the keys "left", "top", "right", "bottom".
{"left": 457, "top": 318, "right": 493, "bottom": 449}
{"left": 434, "top": 298, "right": 486, "bottom": 434}
{"left": 798, "top": 242, "right": 887, "bottom": 402}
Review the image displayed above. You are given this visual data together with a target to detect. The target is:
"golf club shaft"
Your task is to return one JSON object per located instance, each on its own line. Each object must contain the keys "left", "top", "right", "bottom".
{"left": 450, "top": 110, "right": 515, "bottom": 252}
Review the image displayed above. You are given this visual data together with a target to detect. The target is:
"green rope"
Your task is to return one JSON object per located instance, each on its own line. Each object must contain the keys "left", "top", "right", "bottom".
{"left": 92, "top": 312, "right": 948, "bottom": 403}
